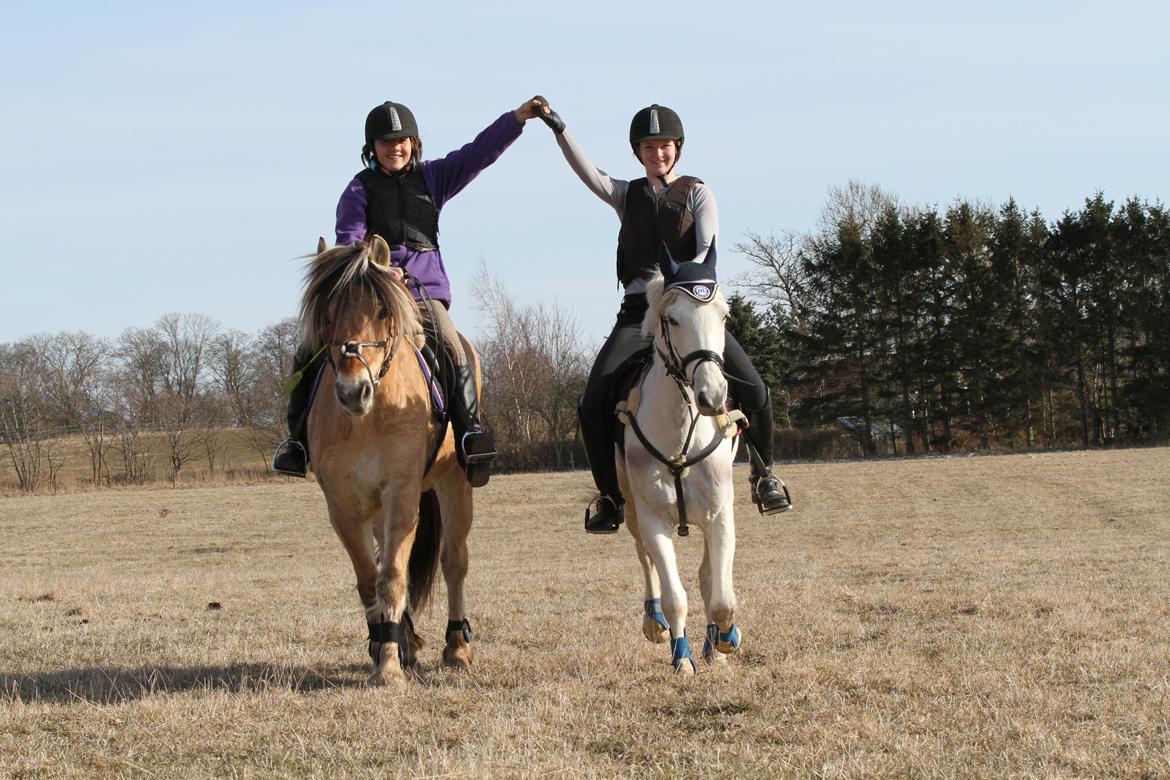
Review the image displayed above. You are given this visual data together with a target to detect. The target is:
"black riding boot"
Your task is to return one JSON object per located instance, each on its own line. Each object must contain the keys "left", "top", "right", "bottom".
{"left": 744, "top": 393, "right": 793, "bottom": 515}
{"left": 578, "top": 404, "right": 625, "bottom": 534}
{"left": 272, "top": 348, "right": 321, "bottom": 477}
{"left": 450, "top": 364, "right": 496, "bottom": 487}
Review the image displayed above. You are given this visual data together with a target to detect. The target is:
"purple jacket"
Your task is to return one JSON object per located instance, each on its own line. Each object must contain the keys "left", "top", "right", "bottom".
{"left": 335, "top": 110, "right": 524, "bottom": 307}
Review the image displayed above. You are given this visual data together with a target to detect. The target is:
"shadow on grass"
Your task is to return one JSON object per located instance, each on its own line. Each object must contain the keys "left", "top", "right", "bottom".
{"left": 0, "top": 661, "right": 373, "bottom": 704}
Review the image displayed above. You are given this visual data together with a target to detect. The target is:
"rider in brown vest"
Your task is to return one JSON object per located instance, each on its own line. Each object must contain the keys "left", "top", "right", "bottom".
{"left": 536, "top": 102, "right": 794, "bottom": 533}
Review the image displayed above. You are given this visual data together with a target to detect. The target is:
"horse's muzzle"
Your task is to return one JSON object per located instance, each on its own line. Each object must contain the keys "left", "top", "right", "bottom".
{"left": 693, "top": 365, "right": 728, "bottom": 416}
{"left": 336, "top": 377, "right": 374, "bottom": 416}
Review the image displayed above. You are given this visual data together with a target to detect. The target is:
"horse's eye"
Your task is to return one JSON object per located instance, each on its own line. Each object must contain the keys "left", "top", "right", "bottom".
{"left": 378, "top": 308, "right": 389, "bottom": 319}
{"left": 667, "top": 316, "right": 680, "bottom": 327}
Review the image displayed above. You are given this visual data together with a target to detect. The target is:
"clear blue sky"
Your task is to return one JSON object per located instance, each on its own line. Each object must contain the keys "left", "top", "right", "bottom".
{"left": 2, "top": 1, "right": 1167, "bottom": 346}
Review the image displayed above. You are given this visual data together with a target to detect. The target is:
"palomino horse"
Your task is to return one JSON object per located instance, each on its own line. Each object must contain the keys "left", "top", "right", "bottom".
{"left": 615, "top": 242, "right": 743, "bottom": 674}
{"left": 301, "top": 235, "right": 477, "bottom": 685}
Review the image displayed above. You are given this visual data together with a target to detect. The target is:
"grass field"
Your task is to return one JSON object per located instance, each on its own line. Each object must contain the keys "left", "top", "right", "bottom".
{"left": 1, "top": 448, "right": 1168, "bottom": 777}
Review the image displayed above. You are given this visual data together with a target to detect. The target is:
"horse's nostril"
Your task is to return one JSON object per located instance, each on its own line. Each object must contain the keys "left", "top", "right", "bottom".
{"left": 361, "top": 384, "right": 372, "bottom": 403}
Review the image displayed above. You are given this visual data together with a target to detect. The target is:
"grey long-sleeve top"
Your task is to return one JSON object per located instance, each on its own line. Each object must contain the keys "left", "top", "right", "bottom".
{"left": 555, "top": 130, "right": 719, "bottom": 295}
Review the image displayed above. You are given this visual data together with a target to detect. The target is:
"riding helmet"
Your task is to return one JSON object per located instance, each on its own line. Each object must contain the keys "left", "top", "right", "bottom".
{"left": 365, "top": 101, "right": 419, "bottom": 144}
{"left": 629, "top": 104, "right": 684, "bottom": 150}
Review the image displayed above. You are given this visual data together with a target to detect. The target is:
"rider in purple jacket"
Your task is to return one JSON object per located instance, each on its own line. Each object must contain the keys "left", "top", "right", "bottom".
{"left": 274, "top": 97, "right": 548, "bottom": 486}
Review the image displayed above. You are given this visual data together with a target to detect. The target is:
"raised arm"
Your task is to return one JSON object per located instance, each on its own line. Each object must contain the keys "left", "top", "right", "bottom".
{"left": 689, "top": 183, "right": 719, "bottom": 264}
{"left": 422, "top": 107, "right": 527, "bottom": 209}
{"left": 554, "top": 130, "right": 629, "bottom": 219}
{"left": 529, "top": 97, "right": 629, "bottom": 218}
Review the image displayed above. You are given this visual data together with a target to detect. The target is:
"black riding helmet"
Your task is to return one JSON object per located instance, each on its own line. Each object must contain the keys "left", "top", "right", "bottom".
{"left": 365, "top": 101, "right": 419, "bottom": 144}
{"left": 629, "top": 104, "right": 684, "bottom": 159}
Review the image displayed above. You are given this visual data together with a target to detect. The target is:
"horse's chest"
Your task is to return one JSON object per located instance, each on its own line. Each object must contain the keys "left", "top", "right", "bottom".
{"left": 625, "top": 444, "right": 727, "bottom": 514}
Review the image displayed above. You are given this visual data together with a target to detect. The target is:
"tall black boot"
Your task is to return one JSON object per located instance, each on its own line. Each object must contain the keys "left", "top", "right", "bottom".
{"left": 272, "top": 350, "right": 317, "bottom": 477}
{"left": 578, "top": 404, "right": 624, "bottom": 534}
{"left": 744, "top": 391, "right": 793, "bottom": 515}
{"left": 450, "top": 364, "right": 496, "bottom": 487}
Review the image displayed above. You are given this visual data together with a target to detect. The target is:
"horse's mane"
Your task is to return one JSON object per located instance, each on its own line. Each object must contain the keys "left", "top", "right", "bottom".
{"left": 642, "top": 277, "right": 667, "bottom": 338}
{"left": 299, "top": 242, "right": 422, "bottom": 352}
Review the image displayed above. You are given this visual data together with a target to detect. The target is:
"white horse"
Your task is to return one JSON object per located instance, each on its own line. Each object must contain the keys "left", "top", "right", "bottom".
{"left": 615, "top": 242, "right": 744, "bottom": 674}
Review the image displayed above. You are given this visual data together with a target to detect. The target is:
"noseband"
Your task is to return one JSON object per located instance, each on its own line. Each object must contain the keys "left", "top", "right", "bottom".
{"left": 325, "top": 294, "right": 402, "bottom": 391}
{"left": 327, "top": 337, "right": 400, "bottom": 390}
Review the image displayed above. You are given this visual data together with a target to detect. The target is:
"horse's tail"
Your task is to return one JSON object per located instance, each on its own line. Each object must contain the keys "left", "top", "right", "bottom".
{"left": 408, "top": 489, "right": 442, "bottom": 613}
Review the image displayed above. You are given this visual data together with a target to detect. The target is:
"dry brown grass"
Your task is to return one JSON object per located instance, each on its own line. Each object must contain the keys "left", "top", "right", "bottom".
{"left": 1, "top": 448, "right": 1168, "bottom": 778}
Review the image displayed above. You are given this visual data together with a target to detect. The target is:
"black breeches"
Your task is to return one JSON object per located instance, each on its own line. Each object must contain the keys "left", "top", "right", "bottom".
{"left": 579, "top": 296, "right": 653, "bottom": 500}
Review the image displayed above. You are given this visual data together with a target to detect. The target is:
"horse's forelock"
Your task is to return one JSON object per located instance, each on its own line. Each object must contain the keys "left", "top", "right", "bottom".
{"left": 642, "top": 278, "right": 728, "bottom": 340}
{"left": 299, "top": 242, "right": 420, "bottom": 351}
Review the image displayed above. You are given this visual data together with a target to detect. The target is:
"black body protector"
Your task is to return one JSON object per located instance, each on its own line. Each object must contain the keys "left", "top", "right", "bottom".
{"left": 356, "top": 166, "right": 440, "bottom": 251}
{"left": 617, "top": 176, "right": 702, "bottom": 285}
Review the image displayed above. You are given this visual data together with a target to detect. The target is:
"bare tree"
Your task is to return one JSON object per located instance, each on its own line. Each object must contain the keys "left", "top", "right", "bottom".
{"left": 157, "top": 393, "right": 210, "bottom": 487}
{"left": 734, "top": 229, "right": 808, "bottom": 328}
{"left": 473, "top": 265, "right": 589, "bottom": 469}
{"left": 36, "top": 331, "right": 114, "bottom": 485}
{"left": 114, "top": 325, "right": 167, "bottom": 426}
{"left": 817, "top": 179, "right": 898, "bottom": 240}
{"left": 0, "top": 341, "right": 62, "bottom": 492}
{"left": 244, "top": 318, "right": 301, "bottom": 469}
{"left": 208, "top": 329, "right": 257, "bottom": 427}
{"left": 157, "top": 312, "right": 220, "bottom": 409}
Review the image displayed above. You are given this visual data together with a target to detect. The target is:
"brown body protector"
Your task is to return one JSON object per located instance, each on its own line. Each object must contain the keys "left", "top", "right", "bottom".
{"left": 616, "top": 176, "right": 702, "bottom": 285}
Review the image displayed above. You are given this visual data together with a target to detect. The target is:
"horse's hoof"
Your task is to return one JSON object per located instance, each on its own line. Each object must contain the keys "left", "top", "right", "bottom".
{"left": 717, "top": 625, "right": 741, "bottom": 655}
{"left": 705, "top": 622, "right": 742, "bottom": 657}
{"left": 442, "top": 641, "right": 475, "bottom": 670}
{"left": 642, "top": 616, "right": 669, "bottom": 644}
{"left": 670, "top": 635, "right": 697, "bottom": 675}
{"left": 366, "top": 665, "right": 406, "bottom": 687}
{"left": 703, "top": 649, "right": 729, "bottom": 666}
{"left": 642, "top": 599, "right": 670, "bottom": 643}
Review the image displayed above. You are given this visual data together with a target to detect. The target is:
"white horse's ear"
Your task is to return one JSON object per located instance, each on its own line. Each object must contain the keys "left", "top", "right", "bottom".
{"left": 370, "top": 235, "right": 391, "bottom": 268}
{"left": 316, "top": 236, "right": 328, "bottom": 254}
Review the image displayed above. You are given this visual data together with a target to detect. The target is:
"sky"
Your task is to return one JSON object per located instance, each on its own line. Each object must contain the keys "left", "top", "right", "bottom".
{"left": 2, "top": 0, "right": 1167, "bottom": 348}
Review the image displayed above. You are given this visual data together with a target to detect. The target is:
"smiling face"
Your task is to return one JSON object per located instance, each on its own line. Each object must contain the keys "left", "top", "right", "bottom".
{"left": 374, "top": 136, "right": 413, "bottom": 173}
{"left": 638, "top": 139, "right": 679, "bottom": 180}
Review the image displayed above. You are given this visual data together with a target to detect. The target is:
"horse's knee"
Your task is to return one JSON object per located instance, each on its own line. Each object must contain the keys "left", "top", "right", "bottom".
{"left": 663, "top": 591, "right": 688, "bottom": 621}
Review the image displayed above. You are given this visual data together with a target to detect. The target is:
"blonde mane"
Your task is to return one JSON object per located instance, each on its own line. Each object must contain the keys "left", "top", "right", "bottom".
{"left": 299, "top": 241, "right": 422, "bottom": 352}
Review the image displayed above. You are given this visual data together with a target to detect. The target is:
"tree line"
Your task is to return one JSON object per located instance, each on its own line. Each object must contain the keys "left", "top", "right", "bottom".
{"left": 730, "top": 183, "right": 1170, "bottom": 455}
{"left": 5, "top": 185, "right": 1166, "bottom": 491}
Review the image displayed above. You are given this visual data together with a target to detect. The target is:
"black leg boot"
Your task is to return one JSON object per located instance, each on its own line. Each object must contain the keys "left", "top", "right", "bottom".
{"left": 577, "top": 404, "right": 625, "bottom": 534}
{"left": 272, "top": 349, "right": 318, "bottom": 477}
{"left": 450, "top": 364, "right": 496, "bottom": 487}
{"left": 744, "top": 392, "right": 793, "bottom": 515}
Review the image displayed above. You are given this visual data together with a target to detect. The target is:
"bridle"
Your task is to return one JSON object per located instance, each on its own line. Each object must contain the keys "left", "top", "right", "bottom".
{"left": 324, "top": 292, "right": 403, "bottom": 391}
{"left": 657, "top": 312, "right": 725, "bottom": 397}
